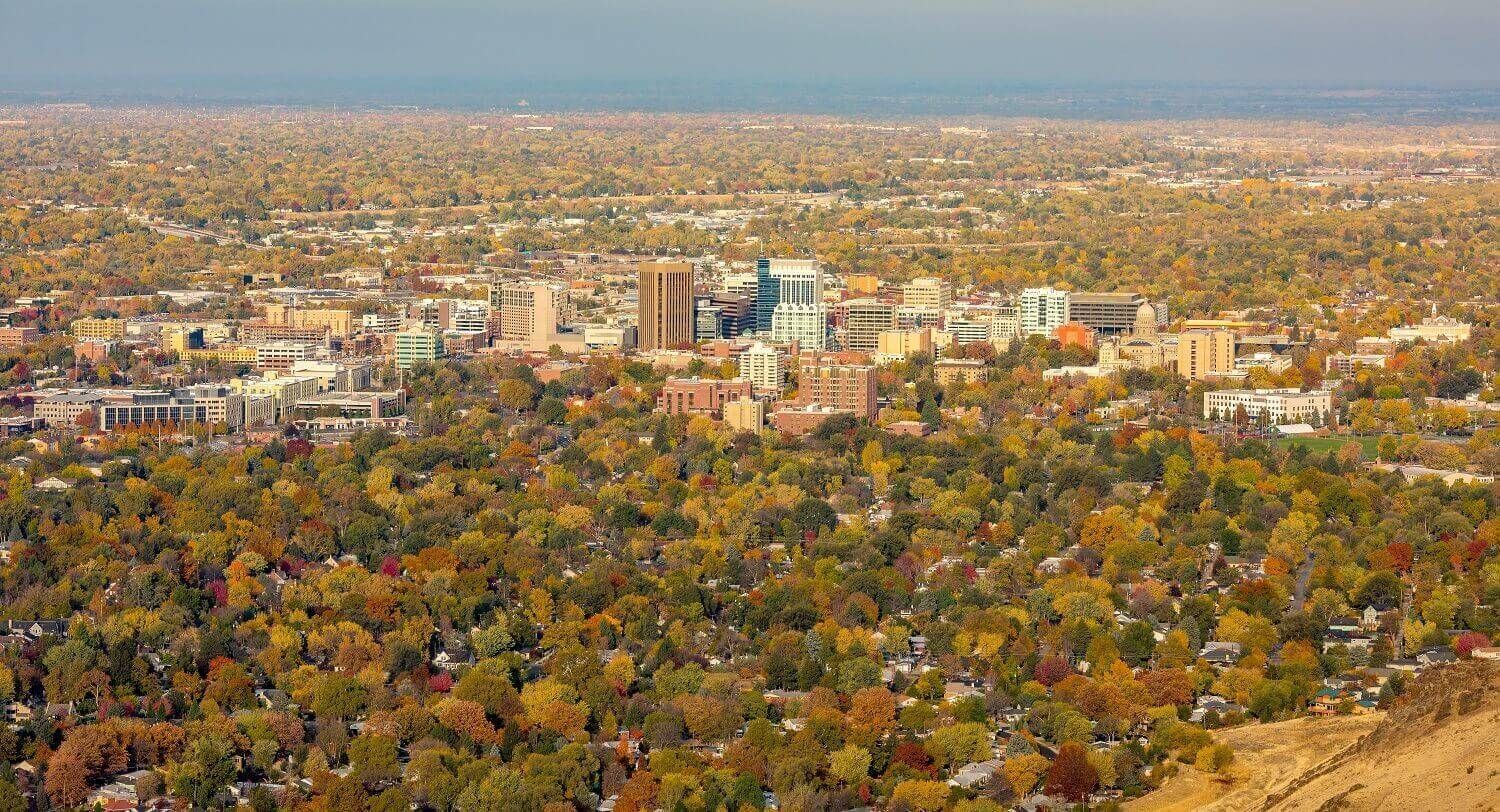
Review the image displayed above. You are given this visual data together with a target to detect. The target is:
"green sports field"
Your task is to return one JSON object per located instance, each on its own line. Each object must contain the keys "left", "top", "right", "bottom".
{"left": 1272, "top": 435, "right": 1382, "bottom": 457}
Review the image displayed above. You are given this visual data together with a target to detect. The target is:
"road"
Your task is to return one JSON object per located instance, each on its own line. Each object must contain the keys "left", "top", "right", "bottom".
{"left": 1289, "top": 550, "right": 1315, "bottom": 612}
{"left": 139, "top": 219, "right": 270, "bottom": 250}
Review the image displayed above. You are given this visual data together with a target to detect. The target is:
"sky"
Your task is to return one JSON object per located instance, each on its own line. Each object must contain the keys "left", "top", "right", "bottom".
{"left": 2, "top": 0, "right": 1496, "bottom": 94}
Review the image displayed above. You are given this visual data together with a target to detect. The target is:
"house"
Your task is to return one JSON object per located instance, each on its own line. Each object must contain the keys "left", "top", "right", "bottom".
{"left": 34, "top": 476, "right": 77, "bottom": 491}
{"left": 949, "top": 758, "right": 1004, "bottom": 789}
{"left": 255, "top": 688, "right": 292, "bottom": 709}
{"left": 2, "top": 619, "right": 69, "bottom": 639}
{"left": 1328, "top": 616, "right": 1361, "bottom": 633}
{"left": 1189, "top": 694, "right": 1245, "bottom": 723}
{"left": 1417, "top": 647, "right": 1457, "bottom": 667}
{"left": 432, "top": 643, "right": 473, "bottom": 672}
{"left": 1309, "top": 687, "right": 1346, "bottom": 715}
{"left": 1198, "top": 641, "right": 1242, "bottom": 666}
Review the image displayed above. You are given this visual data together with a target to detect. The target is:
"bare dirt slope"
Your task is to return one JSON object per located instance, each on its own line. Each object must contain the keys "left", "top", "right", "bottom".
{"left": 1129, "top": 661, "right": 1500, "bottom": 812}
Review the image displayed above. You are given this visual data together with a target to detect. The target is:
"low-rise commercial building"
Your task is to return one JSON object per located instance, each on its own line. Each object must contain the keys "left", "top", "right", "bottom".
{"left": 99, "top": 386, "right": 248, "bottom": 432}
{"left": 0, "top": 327, "right": 39, "bottom": 348}
{"left": 294, "top": 390, "right": 406, "bottom": 419}
{"left": 70, "top": 318, "right": 127, "bottom": 342}
{"left": 34, "top": 391, "right": 107, "bottom": 427}
{"left": 656, "top": 378, "right": 754, "bottom": 417}
{"left": 1325, "top": 353, "right": 1390, "bottom": 374}
{"left": 1203, "top": 388, "right": 1332, "bottom": 425}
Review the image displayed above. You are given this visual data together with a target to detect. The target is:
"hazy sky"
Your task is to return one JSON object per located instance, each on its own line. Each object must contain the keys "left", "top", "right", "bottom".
{"left": 3, "top": 0, "right": 1496, "bottom": 90}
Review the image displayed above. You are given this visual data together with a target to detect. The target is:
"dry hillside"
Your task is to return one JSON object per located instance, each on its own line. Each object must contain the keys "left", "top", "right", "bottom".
{"left": 1131, "top": 661, "right": 1500, "bottom": 812}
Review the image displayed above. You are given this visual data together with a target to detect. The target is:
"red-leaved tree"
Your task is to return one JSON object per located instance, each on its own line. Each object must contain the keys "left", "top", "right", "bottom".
{"left": 1044, "top": 741, "right": 1098, "bottom": 802}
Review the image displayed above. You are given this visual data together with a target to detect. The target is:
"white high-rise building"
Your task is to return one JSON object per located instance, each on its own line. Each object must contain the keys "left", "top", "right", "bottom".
{"left": 770, "top": 260, "right": 824, "bottom": 306}
{"left": 739, "top": 341, "right": 784, "bottom": 392}
{"left": 771, "top": 303, "right": 828, "bottom": 351}
{"left": 1019, "top": 287, "right": 1070, "bottom": 337}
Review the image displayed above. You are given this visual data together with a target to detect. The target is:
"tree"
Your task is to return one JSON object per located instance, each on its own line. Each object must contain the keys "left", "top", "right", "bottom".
{"left": 170, "top": 734, "right": 237, "bottom": 809}
{"left": 1215, "top": 608, "right": 1278, "bottom": 654}
{"left": 46, "top": 753, "right": 89, "bottom": 809}
{"left": 349, "top": 735, "right": 401, "bottom": 787}
{"left": 1045, "top": 741, "right": 1099, "bottom": 802}
{"left": 1003, "top": 753, "right": 1050, "bottom": 797}
{"left": 1034, "top": 655, "right": 1072, "bottom": 687}
{"left": 890, "top": 779, "right": 951, "bottom": 812}
{"left": 925, "top": 722, "right": 992, "bottom": 767}
{"left": 846, "top": 686, "right": 896, "bottom": 743}
{"left": 1195, "top": 743, "right": 1235, "bottom": 774}
{"left": 828, "top": 744, "right": 872, "bottom": 786}
{"left": 791, "top": 497, "right": 837, "bottom": 535}
{"left": 0, "top": 770, "right": 23, "bottom": 812}
{"left": 1455, "top": 631, "right": 1491, "bottom": 658}
{"left": 1355, "top": 571, "right": 1403, "bottom": 610}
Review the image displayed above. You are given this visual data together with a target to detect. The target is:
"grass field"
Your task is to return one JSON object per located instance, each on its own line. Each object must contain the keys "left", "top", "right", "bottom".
{"left": 1272, "top": 435, "right": 1380, "bottom": 457}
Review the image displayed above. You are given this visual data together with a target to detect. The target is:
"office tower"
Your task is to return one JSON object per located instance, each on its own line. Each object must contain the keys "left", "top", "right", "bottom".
{"left": 161, "top": 325, "right": 204, "bottom": 354}
{"left": 771, "top": 303, "right": 829, "bottom": 351}
{"left": 771, "top": 259, "right": 823, "bottom": 305}
{"left": 990, "top": 304, "right": 1021, "bottom": 345}
{"left": 756, "top": 258, "right": 823, "bottom": 332}
{"left": 695, "top": 300, "right": 724, "bottom": 342}
{"left": 1177, "top": 330, "right": 1235, "bottom": 380}
{"left": 492, "top": 281, "right": 569, "bottom": 345}
{"left": 1019, "top": 287, "right": 1071, "bottom": 337}
{"left": 795, "top": 358, "right": 877, "bottom": 419}
{"left": 944, "top": 317, "right": 992, "bottom": 345}
{"left": 754, "top": 258, "right": 778, "bottom": 331}
{"left": 902, "top": 277, "right": 953, "bottom": 314}
{"left": 845, "top": 274, "right": 881, "bottom": 296}
{"left": 711, "top": 294, "right": 755, "bottom": 338}
{"left": 639, "top": 261, "right": 695, "bottom": 351}
{"left": 722, "top": 272, "right": 759, "bottom": 303}
{"left": 739, "top": 341, "right": 785, "bottom": 392}
{"left": 841, "top": 298, "right": 897, "bottom": 352}
{"left": 394, "top": 330, "right": 444, "bottom": 369}
{"left": 875, "top": 328, "right": 934, "bottom": 364}
{"left": 723, "top": 397, "right": 766, "bottom": 433}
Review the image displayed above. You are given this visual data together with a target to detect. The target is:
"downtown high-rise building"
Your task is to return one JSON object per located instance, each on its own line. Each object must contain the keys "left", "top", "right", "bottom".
{"left": 902, "top": 277, "right": 953, "bottom": 319}
{"left": 739, "top": 341, "right": 785, "bottom": 392}
{"left": 755, "top": 258, "right": 823, "bottom": 332}
{"left": 771, "top": 303, "right": 829, "bottom": 351}
{"left": 841, "top": 298, "right": 897, "bottom": 353}
{"left": 1177, "top": 330, "right": 1236, "bottom": 381}
{"left": 1019, "top": 287, "right": 1071, "bottom": 337}
{"left": 639, "top": 261, "right": 695, "bottom": 351}
{"left": 489, "top": 280, "right": 571, "bottom": 346}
